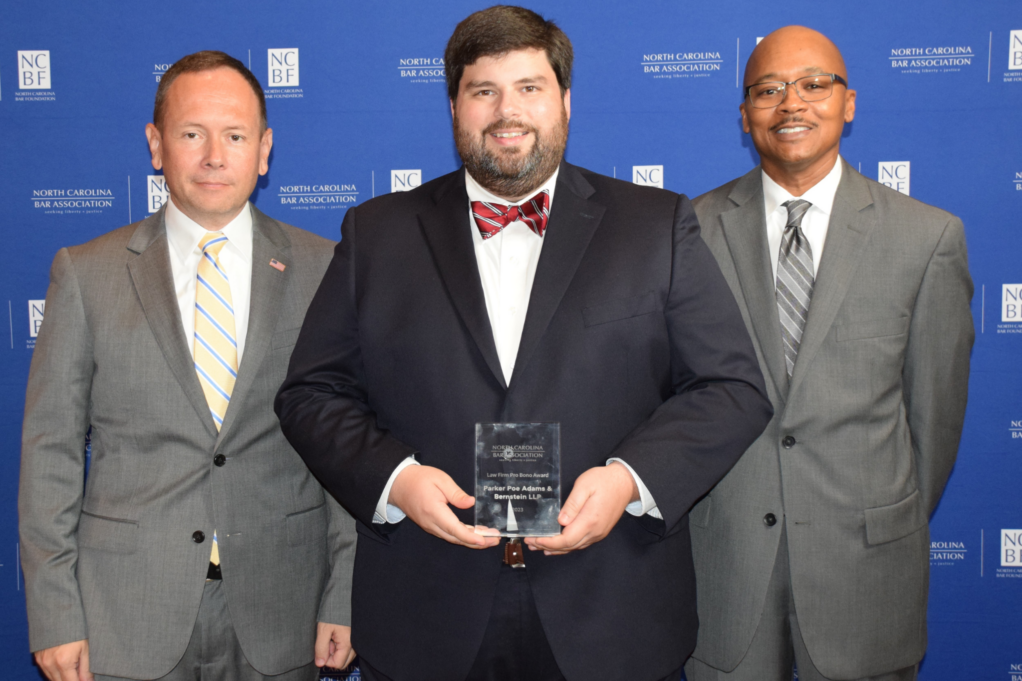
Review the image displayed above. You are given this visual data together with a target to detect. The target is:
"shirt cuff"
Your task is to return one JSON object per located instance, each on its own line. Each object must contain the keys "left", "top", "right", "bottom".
{"left": 373, "top": 456, "right": 419, "bottom": 524}
{"left": 606, "top": 458, "right": 663, "bottom": 520}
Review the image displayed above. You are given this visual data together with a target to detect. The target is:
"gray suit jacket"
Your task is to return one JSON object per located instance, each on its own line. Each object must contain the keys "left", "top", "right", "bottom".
{"left": 688, "top": 161, "right": 973, "bottom": 678}
{"left": 19, "top": 205, "right": 355, "bottom": 679}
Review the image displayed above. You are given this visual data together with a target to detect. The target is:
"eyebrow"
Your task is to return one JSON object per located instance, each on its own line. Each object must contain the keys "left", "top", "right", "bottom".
{"left": 464, "top": 74, "right": 550, "bottom": 90}
{"left": 751, "top": 66, "right": 830, "bottom": 83}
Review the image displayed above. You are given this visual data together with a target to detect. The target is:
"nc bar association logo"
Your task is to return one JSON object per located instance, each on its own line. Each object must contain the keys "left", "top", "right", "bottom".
{"left": 1010, "top": 31, "right": 1022, "bottom": 70}
{"left": 29, "top": 300, "right": 45, "bottom": 338}
{"left": 16, "top": 50, "right": 55, "bottom": 101}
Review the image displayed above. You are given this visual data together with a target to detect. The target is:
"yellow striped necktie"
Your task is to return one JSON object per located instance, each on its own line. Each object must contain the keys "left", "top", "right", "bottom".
{"left": 194, "top": 231, "right": 236, "bottom": 568}
{"left": 194, "top": 232, "right": 238, "bottom": 430}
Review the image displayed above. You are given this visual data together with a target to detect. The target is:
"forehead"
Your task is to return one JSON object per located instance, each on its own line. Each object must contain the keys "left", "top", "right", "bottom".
{"left": 164, "top": 68, "right": 260, "bottom": 117}
{"left": 745, "top": 37, "right": 843, "bottom": 84}
{"left": 461, "top": 48, "right": 554, "bottom": 84}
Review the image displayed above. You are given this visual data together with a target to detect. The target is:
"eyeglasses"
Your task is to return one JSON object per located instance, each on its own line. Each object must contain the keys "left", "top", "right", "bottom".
{"left": 744, "top": 73, "right": 848, "bottom": 109}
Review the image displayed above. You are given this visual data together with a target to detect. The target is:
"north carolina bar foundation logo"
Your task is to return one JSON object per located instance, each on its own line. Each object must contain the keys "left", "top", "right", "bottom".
{"left": 265, "top": 48, "right": 302, "bottom": 99}
{"left": 633, "top": 165, "right": 663, "bottom": 188}
{"left": 391, "top": 170, "right": 421, "bottom": 193}
{"left": 999, "top": 529, "right": 1022, "bottom": 578}
{"left": 889, "top": 44, "right": 974, "bottom": 74}
{"left": 998, "top": 284, "right": 1022, "bottom": 334}
{"left": 641, "top": 50, "right": 723, "bottom": 80}
{"left": 1007, "top": 31, "right": 1022, "bottom": 83}
{"left": 16, "top": 50, "right": 55, "bottom": 101}
{"left": 878, "top": 162, "right": 910, "bottom": 196}
{"left": 148, "top": 176, "right": 169, "bottom": 213}
{"left": 152, "top": 62, "right": 171, "bottom": 83}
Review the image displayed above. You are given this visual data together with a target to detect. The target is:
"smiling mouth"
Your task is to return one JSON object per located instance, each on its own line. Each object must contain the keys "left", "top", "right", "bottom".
{"left": 777, "top": 126, "right": 812, "bottom": 134}
{"left": 492, "top": 131, "right": 528, "bottom": 138}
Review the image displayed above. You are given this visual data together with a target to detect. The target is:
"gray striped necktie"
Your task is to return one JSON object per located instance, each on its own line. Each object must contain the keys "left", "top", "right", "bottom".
{"left": 776, "top": 199, "right": 814, "bottom": 377}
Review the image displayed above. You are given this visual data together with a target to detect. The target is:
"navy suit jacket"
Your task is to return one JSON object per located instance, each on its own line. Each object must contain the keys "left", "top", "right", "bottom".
{"left": 276, "top": 162, "right": 772, "bottom": 681}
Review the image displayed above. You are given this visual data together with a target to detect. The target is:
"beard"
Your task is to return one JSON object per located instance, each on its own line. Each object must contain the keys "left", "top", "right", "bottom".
{"left": 453, "top": 109, "right": 568, "bottom": 200}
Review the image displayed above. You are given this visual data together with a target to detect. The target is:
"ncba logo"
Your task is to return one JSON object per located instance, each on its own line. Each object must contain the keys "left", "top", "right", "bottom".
{"left": 1010, "top": 31, "right": 1022, "bottom": 70}
{"left": 268, "top": 48, "right": 299, "bottom": 87}
{"left": 391, "top": 170, "right": 421, "bottom": 193}
{"left": 1016, "top": 171, "right": 1022, "bottom": 191}
{"left": 29, "top": 300, "right": 45, "bottom": 338}
{"left": 878, "top": 162, "right": 910, "bottom": 196}
{"left": 18, "top": 50, "right": 50, "bottom": 89}
{"left": 889, "top": 45, "right": 973, "bottom": 69}
{"left": 1002, "top": 529, "right": 1022, "bottom": 567}
{"left": 633, "top": 165, "right": 663, "bottom": 188}
{"left": 148, "top": 175, "right": 169, "bottom": 214}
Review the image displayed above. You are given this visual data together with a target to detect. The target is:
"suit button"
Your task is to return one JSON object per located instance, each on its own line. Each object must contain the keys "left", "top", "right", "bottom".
{"left": 192, "top": 531, "right": 205, "bottom": 543}
{"left": 764, "top": 513, "right": 777, "bottom": 527}
{"left": 782, "top": 435, "right": 796, "bottom": 448}
{"left": 213, "top": 454, "right": 226, "bottom": 467}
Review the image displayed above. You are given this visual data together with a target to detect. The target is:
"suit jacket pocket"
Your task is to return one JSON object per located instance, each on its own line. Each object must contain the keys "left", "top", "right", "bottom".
{"left": 78, "top": 510, "right": 140, "bottom": 554}
{"left": 864, "top": 489, "right": 925, "bottom": 546}
{"left": 582, "top": 291, "right": 657, "bottom": 327}
{"left": 286, "top": 503, "right": 329, "bottom": 546}
{"left": 835, "top": 316, "right": 909, "bottom": 342}
{"left": 272, "top": 326, "right": 303, "bottom": 350}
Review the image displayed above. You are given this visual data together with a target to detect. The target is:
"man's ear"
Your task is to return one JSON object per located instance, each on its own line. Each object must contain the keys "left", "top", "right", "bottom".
{"left": 145, "top": 123, "right": 163, "bottom": 170}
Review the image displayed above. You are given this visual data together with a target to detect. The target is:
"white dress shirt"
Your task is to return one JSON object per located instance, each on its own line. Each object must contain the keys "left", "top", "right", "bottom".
{"left": 375, "top": 169, "right": 660, "bottom": 524}
{"left": 165, "top": 197, "right": 254, "bottom": 361}
{"left": 763, "top": 157, "right": 843, "bottom": 280}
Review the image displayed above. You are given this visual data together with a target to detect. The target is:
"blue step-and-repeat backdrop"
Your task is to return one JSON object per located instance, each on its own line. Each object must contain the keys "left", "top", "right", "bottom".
{"left": 1, "top": 1, "right": 1020, "bottom": 679}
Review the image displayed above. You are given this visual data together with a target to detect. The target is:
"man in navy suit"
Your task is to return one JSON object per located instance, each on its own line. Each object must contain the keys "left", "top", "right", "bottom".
{"left": 276, "top": 7, "right": 772, "bottom": 681}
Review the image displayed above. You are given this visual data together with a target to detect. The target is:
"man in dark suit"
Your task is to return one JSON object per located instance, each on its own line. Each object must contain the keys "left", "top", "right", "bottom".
{"left": 275, "top": 7, "right": 771, "bottom": 681}
{"left": 685, "top": 27, "right": 973, "bottom": 681}
{"left": 20, "top": 52, "right": 356, "bottom": 681}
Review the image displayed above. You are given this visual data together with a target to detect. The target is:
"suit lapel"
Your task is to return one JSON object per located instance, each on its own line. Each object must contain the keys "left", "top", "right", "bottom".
{"left": 216, "top": 206, "right": 291, "bottom": 445}
{"left": 126, "top": 208, "right": 217, "bottom": 436}
{"left": 511, "top": 163, "right": 604, "bottom": 386}
{"left": 419, "top": 170, "right": 507, "bottom": 390}
{"left": 719, "top": 168, "right": 789, "bottom": 399}
{"left": 787, "top": 161, "right": 876, "bottom": 397}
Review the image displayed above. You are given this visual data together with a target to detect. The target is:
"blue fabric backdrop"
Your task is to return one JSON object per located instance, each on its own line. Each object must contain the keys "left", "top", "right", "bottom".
{"left": 2, "top": 1, "right": 1020, "bottom": 679}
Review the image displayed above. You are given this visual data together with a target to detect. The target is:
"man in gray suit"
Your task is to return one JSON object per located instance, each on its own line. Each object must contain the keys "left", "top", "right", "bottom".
{"left": 685, "top": 27, "right": 973, "bottom": 681}
{"left": 19, "top": 51, "right": 355, "bottom": 681}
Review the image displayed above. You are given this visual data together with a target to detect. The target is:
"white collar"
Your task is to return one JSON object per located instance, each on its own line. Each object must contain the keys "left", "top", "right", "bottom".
{"left": 762, "top": 157, "right": 843, "bottom": 219}
{"left": 165, "top": 197, "right": 254, "bottom": 264}
{"left": 465, "top": 167, "right": 560, "bottom": 208}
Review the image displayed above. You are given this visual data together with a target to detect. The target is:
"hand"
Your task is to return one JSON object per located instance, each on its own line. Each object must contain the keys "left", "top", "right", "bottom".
{"left": 525, "top": 462, "right": 639, "bottom": 555}
{"left": 315, "top": 622, "right": 356, "bottom": 670}
{"left": 389, "top": 465, "right": 501, "bottom": 549}
{"left": 34, "top": 639, "right": 93, "bottom": 681}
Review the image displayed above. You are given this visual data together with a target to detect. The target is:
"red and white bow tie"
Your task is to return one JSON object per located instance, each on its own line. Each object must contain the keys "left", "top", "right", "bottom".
{"left": 471, "top": 189, "right": 550, "bottom": 240}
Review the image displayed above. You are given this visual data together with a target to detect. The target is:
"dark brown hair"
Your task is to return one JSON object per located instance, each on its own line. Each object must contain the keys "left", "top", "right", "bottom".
{"left": 444, "top": 5, "right": 573, "bottom": 102}
{"left": 153, "top": 50, "right": 267, "bottom": 130}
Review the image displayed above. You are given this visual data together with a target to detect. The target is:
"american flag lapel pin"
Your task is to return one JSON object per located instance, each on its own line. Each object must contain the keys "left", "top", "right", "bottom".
{"left": 269, "top": 258, "right": 286, "bottom": 272}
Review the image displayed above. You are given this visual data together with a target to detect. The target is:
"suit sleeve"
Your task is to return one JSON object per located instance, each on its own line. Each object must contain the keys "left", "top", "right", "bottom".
{"left": 316, "top": 493, "right": 357, "bottom": 625}
{"left": 18, "top": 248, "right": 93, "bottom": 652}
{"left": 275, "top": 208, "right": 418, "bottom": 528}
{"left": 902, "top": 216, "right": 974, "bottom": 515}
{"left": 609, "top": 195, "right": 773, "bottom": 536}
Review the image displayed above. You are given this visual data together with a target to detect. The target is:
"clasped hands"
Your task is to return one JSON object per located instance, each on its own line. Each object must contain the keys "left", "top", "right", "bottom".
{"left": 388, "top": 462, "right": 640, "bottom": 555}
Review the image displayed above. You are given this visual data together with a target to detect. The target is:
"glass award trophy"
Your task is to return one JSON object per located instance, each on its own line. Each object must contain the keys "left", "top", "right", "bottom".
{"left": 474, "top": 422, "right": 561, "bottom": 537}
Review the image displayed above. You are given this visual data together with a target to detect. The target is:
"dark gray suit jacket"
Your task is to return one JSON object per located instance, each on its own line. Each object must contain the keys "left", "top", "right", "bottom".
{"left": 689, "top": 161, "right": 973, "bottom": 678}
{"left": 19, "top": 205, "right": 355, "bottom": 678}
